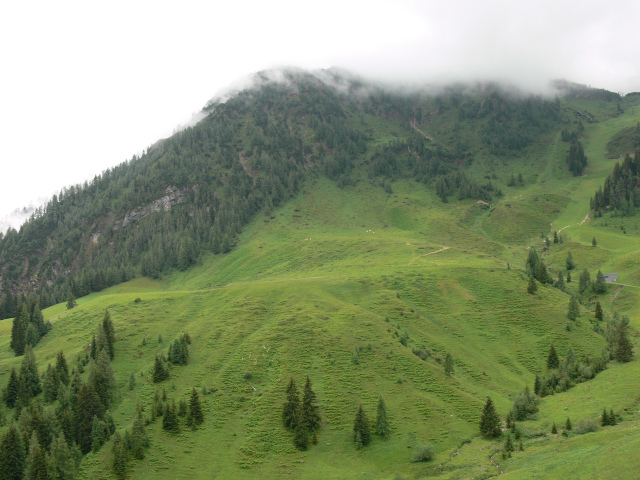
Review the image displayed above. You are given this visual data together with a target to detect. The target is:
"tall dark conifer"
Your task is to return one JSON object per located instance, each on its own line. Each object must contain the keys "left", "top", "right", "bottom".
{"left": 187, "top": 388, "right": 204, "bottom": 428}
{"left": 4, "top": 368, "right": 20, "bottom": 408}
{"left": 301, "top": 376, "right": 320, "bottom": 436}
{"left": 20, "top": 346, "right": 41, "bottom": 398}
{"left": 479, "top": 397, "right": 501, "bottom": 437}
{"left": 0, "top": 425, "right": 26, "bottom": 480}
{"left": 283, "top": 378, "right": 300, "bottom": 430}
{"left": 353, "top": 405, "right": 371, "bottom": 446}
{"left": 102, "top": 310, "right": 116, "bottom": 360}
{"left": 376, "top": 396, "right": 390, "bottom": 438}
{"left": 546, "top": 344, "right": 559, "bottom": 370}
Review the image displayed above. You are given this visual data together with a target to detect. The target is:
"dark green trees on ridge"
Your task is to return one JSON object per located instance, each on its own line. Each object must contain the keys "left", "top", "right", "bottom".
{"left": 282, "top": 376, "right": 321, "bottom": 450}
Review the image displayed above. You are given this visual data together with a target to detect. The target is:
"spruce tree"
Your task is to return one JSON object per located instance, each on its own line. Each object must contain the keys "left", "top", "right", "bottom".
{"left": 533, "top": 375, "right": 541, "bottom": 396}
{"left": 162, "top": 401, "right": 179, "bottom": 433}
{"left": 609, "top": 408, "right": 616, "bottom": 426}
{"left": 4, "top": 368, "right": 20, "bottom": 408}
{"left": 23, "top": 432, "right": 48, "bottom": 480}
{"left": 551, "top": 422, "right": 557, "bottom": 434}
{"left": 546, "top": 344, "right": 560, "bottom": 370}
{"left": 102, "top": 310, "right": 116, "bottom": 360}
{"left": 579, "top": 269, "right": 591, "bottom": 294}
{"left": 129, "top": 373, "right": 136, "bottom": 391}
{"left": 66, "top": 292, "right": 76, "bottom": 310}
{"left": 187, "top": 388, "right": 204, "bottom": 428}
{"left": 20, "top": 346, "right": 41, "bottom": 398}
{"left": 152, "top": 356, "right": 169, "bottom": 383}
{"left": 503, "top": 434, "right": 514, "bottom": 457}
{"left": 75, "top": 383, "right": 105, "bottom": 454}
{"left": 565, "top": 251, "right": 575, "bottom": 270}
{"left": 376, "top": 396, "right": 390, "bottom": 438}
{"left": 594, "top": 270, "right": 606, "bottom": 294}
{"left": 567, "top": 294, "right": 580, "bottom": 321}
{"left": 130, "top": 412, "right": 149, "bottom": 460}
{"left": 293, "top": 405, "right": 309, "bottom": 451}
{"left": 601, "top": 408, "right": 609, "bottom": 426}
{"left": 444, "top": 352, "right": 454, "bottom": 375}
{"left": 90, "top": 349, "right": 116, "bottom": 408}
{"left": 91, "top": 415, "right": 106, "bottom": 452}
{"left": 565, "top": 417, "right": 572, "bottom": 431}
{"left": 301, "top": 376, "right": 320, "bottom": 435}
{"left": 55, "top": 351, "right": 69, "bottom": 386}
{"left": 527, "top": 275, "right": 537, "bottom": 294}
{"left": 45, "top": 434, "right": 76, "bottom": 480}
{"left": 0, "top": 424, "right": 26, "bottom": 480}
{"left": 112, "top": 432, "right": 128, "bottom": 480}
{"left": 556, "top": 271, "right": 565, "bottom": 291}
{"left": 353, "top": 404, "right": 371, "bottom": 446}
{"left": 613, "top": 323, "right": 633, "bottom": 362}
{"left": 595, "top": 301, "right": 603, "bottom": 321}
{"left": 479, "top": 397, "right": 501, "bottom": 437}
{"left": 283, "top": 378, "right": 300, "bottom": 430}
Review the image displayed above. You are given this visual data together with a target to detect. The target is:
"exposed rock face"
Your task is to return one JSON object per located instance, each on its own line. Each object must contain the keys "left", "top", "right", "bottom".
{"left": 121, "top": 186, "right": 185, "bottom": 228}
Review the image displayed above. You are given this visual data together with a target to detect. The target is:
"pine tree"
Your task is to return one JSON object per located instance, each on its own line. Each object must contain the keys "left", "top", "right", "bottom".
{"left": 444, "top": 352, "right": 454, "bottom": 375}
{"left": 353, "top": 404, "right": 371, "bottom": 446}
{"left": 553, "top": 231, "right": 559, "bottom": 244}
{"left": 162, "top": 401, "right": 179, "bottom": 433}
{"left": 301, "top": 376, "right": 320, "bottom": 435}
{"left": 23, "top": 432, "right": 48, "bottom": 480}
{"left": 20, "top": 346, "right": 41, "bottom": 398}
{"left": 567, "top": 271, "right": 572, "bottom": 283}
{"left": 45, "top": 434, "right": 76, "bottom": 480}
{"left": 567, "top": 294, "right": 580, "bottom": 321}
{"left": 283, "top": 378, "right": 300, "bottom": 430}
{"left": 595, "top": 301, "right": 603, "bottom": 321}
{"left": 503, "top": 433, "right": 514, "bottom": 456}
{"left": 102, "top": 310, "right": 116, "bottom": 360}
{"left": 594, "top": 270, "right": 606, "bottom": 294}
{"left": 613, "top": 323, "right": 633, "bottom": 362}
{"left": 91, "top": 415, "right": 106, "bottom": 452}
{"left": 66, "top": 292, "right": 76, "bottom": 310}
{"left": 55, "top": 351, "right": 69, "bottom": 386}
{"left": 42, "top": 364, "right": 60, "bottom": 403}
{"left": 479, "top": 397, "right": 501, "bottom": 437}
{"left": 0, "top": 424, "right": 26, "bottom": 480}
{"left": 579, "top": 269, "right": 591, "bottom": 294}
{"left": 609, "top": 408, "right": 616, "bottom": 426}
{"left": 592, "top": 237, "right": 597, "bottom": 247}
{"left": 130, "top": 412, "right": 149, "bottom": 460}
{"left": 376, "top": 396, "right": 390, "bottom": 438}
{"left": 565, "top": 251, "right": 575, "bottom": 271}
{"left": 90, "top": 349, "right": 116, "bottom": 408}
{"left": 551, "top": 422, "right": 557, "bottom": 434}
{"left": 75, "top": 383, "right": 105, "bottom": 454}
{"left": 527, "top": 275, "right": 537, "bottom": 294}
{"left": 293, "top": 405, "right": 309, "bottom": 451}
{"left": 187, "top": 388, "right": 204, "bottom": 428}
{"left": 152, "top": 356, "right": 169, "bottom": 383}
{"left": 601, "top": 408, "right": 610, "bottom": 426}
{"left": 4, "top": 368, "right": 20, "bottom": 408}
{"left": 556, "top": 271, "right": 565, "bottom": 291}
{"left": 533, "top": 375, "right": 541, "bottom": 396}
{"left": 565, "top": 417, "right": 572, "bottom": 431}
{"left": 112, "top": 432, "right": 127, "bottom": 480}
{"left": 129, "top": 373, "right": 136, "bottom": 391}
{"left": 546, "top": 344, "right": 560, "bottom": 370}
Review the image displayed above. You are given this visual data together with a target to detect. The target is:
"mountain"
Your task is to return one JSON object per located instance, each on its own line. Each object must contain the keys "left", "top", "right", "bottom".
{"left": 1, "top": 68, "right": 639, "bottom": 479}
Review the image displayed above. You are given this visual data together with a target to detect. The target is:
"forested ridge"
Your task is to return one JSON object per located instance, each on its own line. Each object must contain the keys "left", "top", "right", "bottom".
{"left": 0, "top": 69, "right": 626, "bottom": 318}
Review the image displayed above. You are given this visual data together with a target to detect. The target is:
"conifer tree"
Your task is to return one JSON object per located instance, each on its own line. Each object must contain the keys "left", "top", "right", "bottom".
{"left": 301, "top": 376, "right": 320, "bottom": 436}
{"left": 527, "top": 275, "right": 537, "bottom": 294}
{"left": 45, "top": 434, "right": 76, "bottom": 480}
{"left": 613, "top": 323, "right": 633, "bottom": 362}
{"left": 20, "top": 346, "right": 41, "bottom": 398}
{"left": 503, "top": 433, "right": 514, "bottom": 457}
{"left": 551, "top": 422, "right": 557, "bottom": 434}
{"left": 293, "top": 405, "right": 309, "bottom": 451}
{"left": 567, "top": 271, "right": 572, "bottom": 283}
{"left": 55, "top": 351, "right": 69, "bottom": 386}
{"left": 546, "top": 344, "right": 560, "bottom": 370}
{"left": 556, "top": 271, "right": 565, "bottom": 291}
{"left": 75, "top": 383, "right": 105, "bottom": 454}
{"left": 0, "top": 424, "right": 25, "bottom": 480}
{"left": 90, "top": 349, "right": 116, "bottom": 408}
{"left": 533, "top": 375, "right": 541, "bottom": 396}
{"left": 579, "top": 269, "right": 591, "bottom": 294}
{"left": 594, "top": 270, "right": 606, "bottom": 294}
{"left": 66, "top": 292, "right": 76, "bottom": 310}
{"left": 42, "top": 364, "right": 60, "bottom": 403}
{"left": 91, "top": 415, "right": 106, "bottom": 452}
{"left": 283, "top": 378, "right": 300, "bottom": 430}
{"left": 565, "top": 251, "right": 575, "bottom": 271}
{"left": 353, "top": 404, "right": 371, "bottom": 446}
{"left": 23, "top": 432, "right": 48, "bottom": 480}
{"left": 162, "top": 401, "right": 179, "bottom": 433}
{"left": 444, "top": 352, "right": 454, "bottom": 375}
{"left": 102, "top": 310, "right": 116, "bottom": 360}
{"left": 4, "top": 368, "right": 20, "bottom": 408}
{"left": 565, "top": 417, "right": 572, "bottom": 431}
{"left": 567, "top": 294, "right": 580, "bottom": 321}
{"left": 130, "top": 412, "right": 149, "bottom": 460}
{"left": 152, "top": 356, "right": 169, "bottom": 383}
{"left": 187, "top": 388, "right": 204, "bottom": 428}
{"left": 479, "top": 397, "right": 501, "bottom": 438}
{"left": 601, "top": 408, "right": 609, "bottom": 426}
{"left": 129, "top": 373, "right": 136, "bottom": 391}
{"left": 112, "top": 432, "right": 127, "bottom": 480}
{"left": 609, "top": 408, "right": 616, "bottom": 426}
{"left": 592, "top": 237, "right": 597, "bottom": 247}
{"left": 595, "top": 301, "right": 603, "bottom": 321}
{"left": 376, "top": 396, "right": 390, "bottom": 438}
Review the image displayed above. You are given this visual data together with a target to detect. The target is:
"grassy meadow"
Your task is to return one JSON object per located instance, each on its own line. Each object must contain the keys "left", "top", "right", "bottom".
{"left": 1, "top": 100, "right": 640, "bottom": 479}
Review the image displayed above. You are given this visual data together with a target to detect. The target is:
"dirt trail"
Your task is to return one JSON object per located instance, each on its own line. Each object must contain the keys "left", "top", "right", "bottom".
{"left": 410, "top": 121, "right": 434, "bottom": 141}
{"left": 408, "top": 247, "right": 450, "bottom": 265}
{"left": 557, "top": 212, "right": 591, "bottom": 234}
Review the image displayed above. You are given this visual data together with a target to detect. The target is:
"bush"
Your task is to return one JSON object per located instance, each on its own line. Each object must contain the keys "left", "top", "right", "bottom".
{"left": 411, "top": 444, "right": 436, "bottom": 462}
{"left": 574, "top": 418, "right": 599, "bottom": 435}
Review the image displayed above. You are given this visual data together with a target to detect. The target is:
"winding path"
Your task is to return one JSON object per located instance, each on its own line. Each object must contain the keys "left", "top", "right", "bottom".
{"left": 408, "top": 246, "right": 450, "bottom": 265}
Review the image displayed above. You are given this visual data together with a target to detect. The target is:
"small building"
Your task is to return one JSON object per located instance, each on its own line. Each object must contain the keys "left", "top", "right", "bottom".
{"left": 603, "top": 273, "right": 618, "bottom": 283}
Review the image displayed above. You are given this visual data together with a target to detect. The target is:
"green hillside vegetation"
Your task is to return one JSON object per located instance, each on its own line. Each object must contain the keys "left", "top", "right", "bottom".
{"left": 1, "top": 70, "right": 640, "bottom": 478}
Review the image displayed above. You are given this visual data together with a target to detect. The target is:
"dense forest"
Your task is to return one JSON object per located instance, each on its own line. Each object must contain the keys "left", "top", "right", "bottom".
{"left": 0, "top": 70, "right": 618, "bottom": 319}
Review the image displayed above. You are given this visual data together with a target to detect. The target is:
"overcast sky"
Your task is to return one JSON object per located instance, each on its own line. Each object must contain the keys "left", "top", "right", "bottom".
{"left": 1, "top": 0, "right": 639, "bottom": 228}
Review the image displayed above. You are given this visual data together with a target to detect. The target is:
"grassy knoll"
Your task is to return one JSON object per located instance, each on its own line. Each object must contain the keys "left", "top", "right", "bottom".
{"left": 2, "top": 106, "right": 640, "bottom": 480}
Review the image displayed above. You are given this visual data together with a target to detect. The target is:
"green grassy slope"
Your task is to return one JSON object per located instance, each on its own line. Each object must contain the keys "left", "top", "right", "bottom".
{"left": 1, "top": 96, "right": 640, "bottom": 480}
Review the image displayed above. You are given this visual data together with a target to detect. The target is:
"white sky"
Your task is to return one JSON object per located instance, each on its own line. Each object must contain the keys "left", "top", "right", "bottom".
{"left": 1, "top": 0, "right": 639, "bottom": 227}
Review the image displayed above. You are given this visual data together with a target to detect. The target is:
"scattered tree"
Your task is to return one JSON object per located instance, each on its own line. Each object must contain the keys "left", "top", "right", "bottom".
{"left": 444, "top": 352, "right": 454, "bottom": 376}
{"left": 479, "top": 397, "right": 501, "bottom": 437}
{"left": 566, "top": 251, "right": 575, "bottom": 271}
{"left": 187, "top": 388, "right": 204, "bottom": 428}
{"left": 595, "top": 301, "right": 603, "bottom": 321}
{"left": 527, "top": 275, "right": 537, "bottom": 294}
{"left": 283, "top": 378, "right": 300, "bottom": 431}
{"left": 376, "top": 396, "right": 390, "bottom": 438}
{"left": 546, "top": 344, "right": 560, "bottom": 370}
{"left": 353, "top": 404, "right": 371, "bottom": 447}
{"left": 567, "top": 294, "right": 580, "bottom": 321}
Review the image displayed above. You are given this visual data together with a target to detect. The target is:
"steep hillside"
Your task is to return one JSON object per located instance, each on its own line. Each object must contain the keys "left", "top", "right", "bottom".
{"left": 1, "top": 71, "right": 640, "bottom": 479}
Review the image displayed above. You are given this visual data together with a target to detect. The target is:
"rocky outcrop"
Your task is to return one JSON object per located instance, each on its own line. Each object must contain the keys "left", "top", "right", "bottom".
{"left": 121, "top": 186, "right": 185, "bottom": 228}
